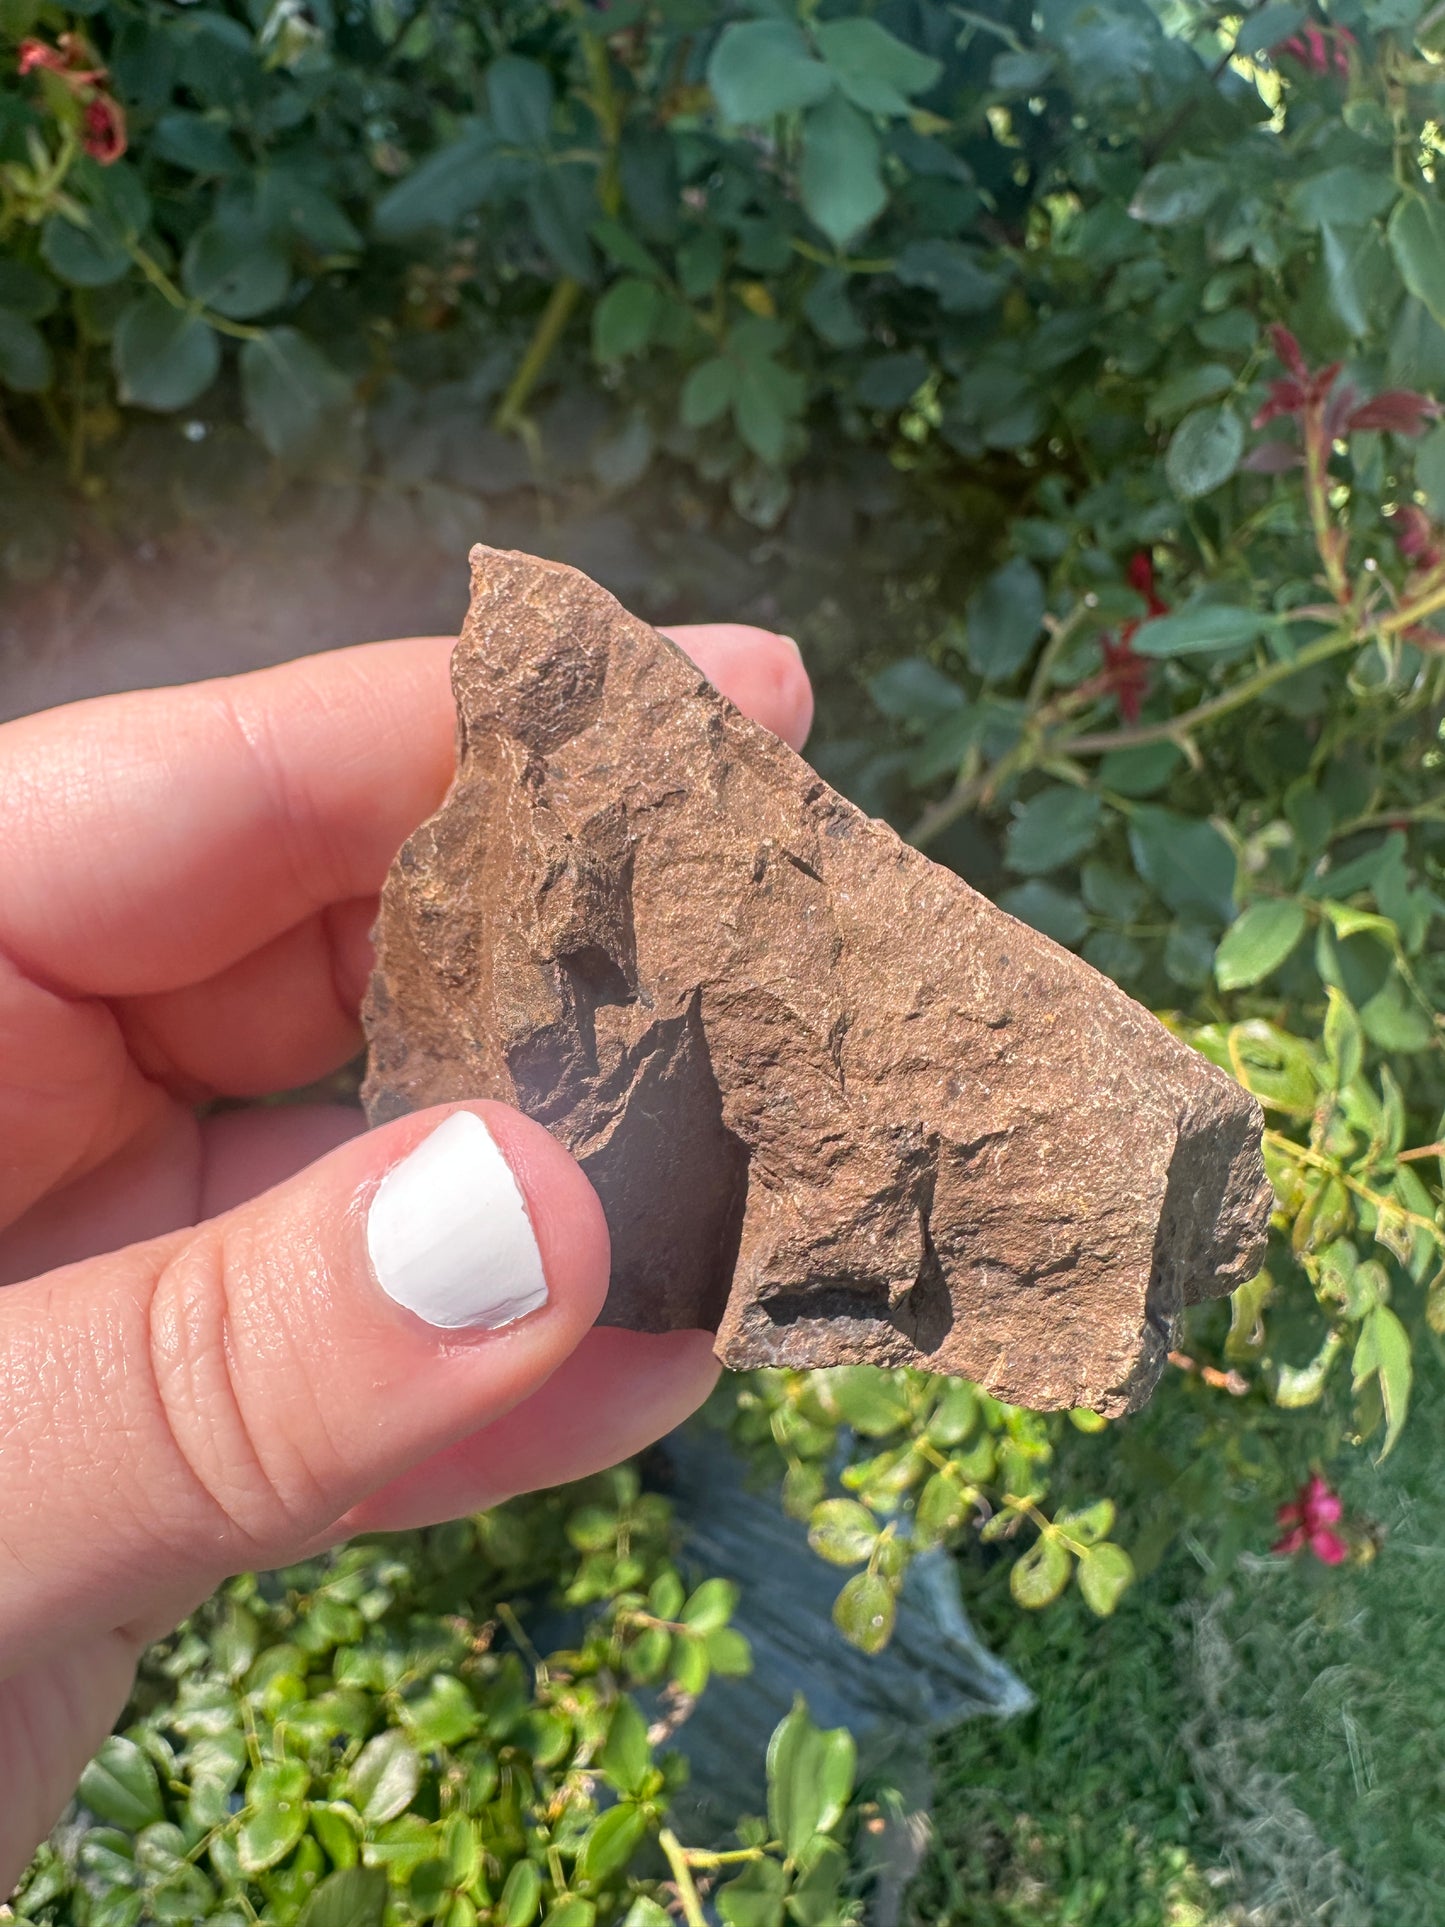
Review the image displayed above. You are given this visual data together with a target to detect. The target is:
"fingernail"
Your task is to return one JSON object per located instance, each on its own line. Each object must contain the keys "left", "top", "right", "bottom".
{"left": 366, "top": 1112, "right": 549, "bottom": 1330}
{"left": 779, "top": 632, "right": 803, "bottom": 660}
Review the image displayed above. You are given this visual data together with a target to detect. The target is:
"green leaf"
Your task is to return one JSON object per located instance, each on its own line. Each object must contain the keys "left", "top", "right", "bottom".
{"left": 925, "top": 1380, "right": 980, "bottom": 1445}
{"left": 1353, "top": 1303, "right": 1412, "bottom": 1457}
{"left": 592, "top": 276, "right": 658, "bottom": 361}
{"left": 622, "top": 1903, "right": 673, "bottom": 1927}
{"left": 999, "top": 881, "right": 1087, "bottom": 947}
{"left": 1005, "top": 786, "right": 1103, "bottom": 877}
{"left": 1290, "top": 166, "right": 1396, "bottom": 230}
{"left": 870, "top": 657, "right": 965, "bottom": 721}
{"left": 524, "top": 166, "right": 595, "bottom": 280}
{"left": 577, "top": 1802, "right": 647, "bottom": 1883}
{"left": 680, "top": 355, "right": 735, "bottom": 428}
{"left": 820, "top": 1367, "right": 908, "bottom": 1434}
{"left": 1128, "top": 807, "right": 1237, "bottom": 920}
{"left": 1054, "top": 1498, "right": 1116, "bottom": 1545}
{"left": 1131, "top": 603, "right": 1267, "bottom": 656}
{"left": 345, "top": 1730, "right": 421, "bottom": 1824}
{"left": 542, "top": 1902, "right": 595, "bottom": 1927}
{"left": 240, "top": 328, "right": 350, "bottom": 458}
{"left": 1416, "top": 421, "right": 1445, "bottom": 514}
{"left": 1129, "top": 159, "right": 1226, "bottom": 226}
{"left": 1323, "top": 986, "right": 1365, "bottom": 1089}
{"left": 1076, "top": 1542, "right": 1136, "bottom": 1615}
{"left": 832, "top": 1569, "right": 897, "bottom": 1652}
{"left": 1010, "top": 1533, "right": 1072, "bottom": 1608}
{"left": 182, "top": 219, "right": 289, "bottom": 320}
{"left": 707, "top": 20, "right": 834, "bottom": 122}
{"left": 807, "top": 1497, "right": 879, "bottom": 1566}
{"left": 1165, "top": 405, "right": 1244, "bottom": 499}
{"left": 1389, "top": 193, "right": 1445, "bottom": 328}
{"left": 1236, "top": 2, "right": 1305, "bottom": 53}
{"left": 671, "top": 1629, "right": 711, "bottom": 1696}
{"left": 1096, "top": 741, "right": 1182, "bottom": 798}
{"left": 717, "top": 1857, "right": 788, "bottom": 1927}
{"left": 499, "top": 1859, "right": 543, "bottom": 1927}
{"left": 1165, "top": 918, "right": 1217, "bottom": 989}
{"left": 600, "top": 1697, "right": 650, "bottom": 1796}
{"left": 296, "top": 1869, "right": 388, "bottom": 1927}
{"left": 373, "top": 125, "right": 511, "bottom": 240}
{"left": 113, "top": 297, "right": 219, "bottom": 411}
{"left": 991, "top": 48, "right": 1057, "bottom": 89}
{"left": 0, "top": 263, "right": 57, "bottom": 321}
{"left": 0, "top": 310, "right": 52, "bottom": 393}
{"left": 733, "top": 356, "right": 801, "bottom": 464}
{"left": 1149, "top": 361, "right": 1234, "bottom": 419}
{"left": 1321, "top": 222, "right": 1386, "bottom": 338}
{"left": 894, "top": 238, "right": 1003, "bottom": 314}
{"left": 965, "top": 556, "right": 1046, "bottom": 679}
{"left": 706, "top": 1625, "right": 753, "bottom": 1676}
{"left": 41, "top": 211, "right": 130, "bottom": 287}
{"left": 236, "top": 1761, "right": 310, "bottom": 1873}
{"left": 152, "top": 111, "right": 242, "bottom": 176}
{"left": 1215, "top": 898, "right": 1308, "bottom": 989}
{"left": 813, "top": 18, "right": 942, "bottom": 116}
{"left": 401, "top": 1673, "right": 480, "bottom": 1748}
{"left": 799, "top": 94, "right": 885, "bottom": 247}
{"left": 681, "top": 1576, "right": 738, "bottom": 1634}
{"left": 78, "top": 1737, "right": 165, "bottom": 1831}
{"left": 485, "top": 55, "right": 553, "bottom": 146}
{"left": 767, "top": 1697, "right": 857, "bottom": 1859}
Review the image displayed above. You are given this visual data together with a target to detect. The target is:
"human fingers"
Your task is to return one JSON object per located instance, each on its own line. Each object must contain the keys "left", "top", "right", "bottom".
{"left": 338, "top": 1328, "right": 722, "bottom": 1534}
{"left": 0, "top": 1101, "right": 608, "bottom": 1685}
{"left": 0, "top": 624, "right": 812, "bottom": 1003}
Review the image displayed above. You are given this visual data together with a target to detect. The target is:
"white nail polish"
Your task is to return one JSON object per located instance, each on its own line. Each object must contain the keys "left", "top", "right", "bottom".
{"left": 366, "top": 1112, "right": 549, "bottom": 1330}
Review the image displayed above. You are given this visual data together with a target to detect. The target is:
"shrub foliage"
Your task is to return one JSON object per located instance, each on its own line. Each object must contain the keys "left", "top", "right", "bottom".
{"left": 4, "top": 0, "right": 1445, "bottom": 1917}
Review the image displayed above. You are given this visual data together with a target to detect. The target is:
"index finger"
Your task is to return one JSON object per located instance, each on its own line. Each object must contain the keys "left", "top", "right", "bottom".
{"left": 0, "top": 622, "right": 811, "bottom": 999}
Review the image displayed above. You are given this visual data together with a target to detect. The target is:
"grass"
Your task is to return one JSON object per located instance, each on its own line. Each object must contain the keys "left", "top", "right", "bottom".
{"left": 908, "top": 1334, "right": 1445, "bottom": 1926}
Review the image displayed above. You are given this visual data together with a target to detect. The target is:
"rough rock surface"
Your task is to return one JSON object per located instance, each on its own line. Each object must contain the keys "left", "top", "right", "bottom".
{"left": 362, "top": 547, "right": 1271, "bottom": 1415}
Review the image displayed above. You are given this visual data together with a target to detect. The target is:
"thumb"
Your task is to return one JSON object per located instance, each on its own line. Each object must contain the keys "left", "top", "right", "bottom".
{"left": 0, "top": 1103, "right": 609, "bottom": 1676}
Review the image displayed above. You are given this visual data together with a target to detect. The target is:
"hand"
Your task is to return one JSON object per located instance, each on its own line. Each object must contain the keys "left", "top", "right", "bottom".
{"left": 0, "top": 620, "right": 813, "bottom": 1888}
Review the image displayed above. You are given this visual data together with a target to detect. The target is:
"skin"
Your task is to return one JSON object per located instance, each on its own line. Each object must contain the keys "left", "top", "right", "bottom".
{"left": 0, "top": 620, "right": 814, "bottom": 1890}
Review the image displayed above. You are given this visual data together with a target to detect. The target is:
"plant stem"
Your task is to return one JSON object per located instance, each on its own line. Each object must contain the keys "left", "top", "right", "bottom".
{"left": 1056, "top": 626, "right": 1360, "bottom": 757}
{"left": 659, "top": 1829, "right": 711, "bottom": 1927}
{"left": 126, "top": 242, "right": 265, "bottom": 342}
{"left": 493, "top": 278, "right": 581, "bottom": 432}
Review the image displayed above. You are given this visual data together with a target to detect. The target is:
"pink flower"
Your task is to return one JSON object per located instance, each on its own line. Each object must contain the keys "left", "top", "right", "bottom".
{"left": 1275, "top": 21, "right": 1356, "bottom": 78}
{"left": 81, "top": 93, "right": 126, "bottom": 164}
{"left": 16, "top": 32, "right": 105, "bottom": 84}
{"left": 1093, "top": 552, "right": 1166, "bottom": 724}
{"left": 1273, "top": 1473, "right": 1348, "bottom": 1564}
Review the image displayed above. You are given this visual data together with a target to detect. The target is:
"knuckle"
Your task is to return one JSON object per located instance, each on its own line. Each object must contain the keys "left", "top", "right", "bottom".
{"left": 144, "top": 1227, "right": 333, "bottom": 1562}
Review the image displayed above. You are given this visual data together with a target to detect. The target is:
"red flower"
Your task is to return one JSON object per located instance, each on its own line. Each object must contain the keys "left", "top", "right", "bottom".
{"left": 15, "top": 31, "right": 104, "bottom": 83}
{"left": 1127, "top": 550, "right": 1168, "bottom": 614}
{"left": 81, "top": 92, "right": 126, "bottom": 164}
{"left": 1101, "top": 631, "right": 1150, "bottom": 723}
{"left": 1094, "top": 550, "right": 1163, "bottom": 724}
{"left": 1273, "top": 1473, "right": 1348, "bottom": 1564}
{"left": 1275, "top": 21, "right": 1356, "bottom": 77}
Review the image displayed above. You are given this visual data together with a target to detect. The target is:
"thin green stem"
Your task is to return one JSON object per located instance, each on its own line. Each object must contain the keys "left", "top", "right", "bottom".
{"left": 659, "top": 1829, "right": 711, "bottom": 1927}
{"left": 1055, "top": 626, "right": 1360, "bottom": 757}
{"left": 493, "top": 278, "right": 581, "bottom": 433}
{"left": 126, "top": 242, "right": 265, "bottom": 342}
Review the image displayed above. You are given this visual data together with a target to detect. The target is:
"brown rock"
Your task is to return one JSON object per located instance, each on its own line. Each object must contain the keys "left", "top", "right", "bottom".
{"left": 362, "top": 548, "right": 1270, "bottom": 1416}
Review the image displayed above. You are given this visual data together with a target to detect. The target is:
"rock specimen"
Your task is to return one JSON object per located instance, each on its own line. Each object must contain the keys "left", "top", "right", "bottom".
{"left": 362, "top": 548, "right": 1271, "bottom": 1415}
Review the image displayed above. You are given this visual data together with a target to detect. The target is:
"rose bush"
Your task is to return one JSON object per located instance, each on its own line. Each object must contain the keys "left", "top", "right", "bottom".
{"left": 4, "top": 0, "right": 1445, "bottom": 1918}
